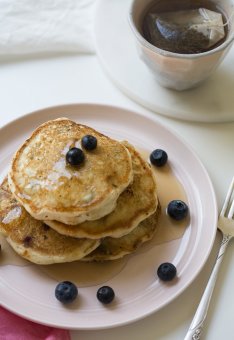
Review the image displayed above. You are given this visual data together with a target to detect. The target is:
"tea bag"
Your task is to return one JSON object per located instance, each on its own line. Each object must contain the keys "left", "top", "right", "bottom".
{"left": 144, "top": 8, "right": 225, "bottom": 54}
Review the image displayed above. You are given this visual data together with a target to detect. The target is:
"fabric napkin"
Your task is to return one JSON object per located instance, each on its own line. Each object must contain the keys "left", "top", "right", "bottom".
{"left": 0, "top": 0, "right": 96, "bottom": 56}
{"left": 0, "top": 306, "right": 70, "bottom": 340}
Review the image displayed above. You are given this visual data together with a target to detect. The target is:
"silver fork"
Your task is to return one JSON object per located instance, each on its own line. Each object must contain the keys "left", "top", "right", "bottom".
{"left": 184, "top": 176, "right": 234, "bottom": 340}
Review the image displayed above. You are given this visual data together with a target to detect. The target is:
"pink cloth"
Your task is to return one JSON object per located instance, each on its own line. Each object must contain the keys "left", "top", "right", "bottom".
{"left": 0, "top": 306, "right": 71, "bottom": 340}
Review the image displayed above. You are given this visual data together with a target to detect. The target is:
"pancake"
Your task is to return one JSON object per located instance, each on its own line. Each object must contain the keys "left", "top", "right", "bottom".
{"left": 0, "top": 181, "right": 100, "bottom": 265}
{"left": 83, "top": 206, "right": 160, "bottom": 261}
{"left": 46, "top": 142, "right": 158, "bottom": 239}
{"left": 8, "top": 118, "right": 133, "bottom": 225}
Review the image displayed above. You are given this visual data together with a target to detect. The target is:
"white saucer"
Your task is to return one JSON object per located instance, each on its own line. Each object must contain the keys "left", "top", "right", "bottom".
{"left": 94, "top": 0, "right": 234, "bottom": 123}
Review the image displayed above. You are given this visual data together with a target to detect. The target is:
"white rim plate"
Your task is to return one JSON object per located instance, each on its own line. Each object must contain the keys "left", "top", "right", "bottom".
{"left": 0, "top": 104, "right": 217, "bottom": 329}
{"left": 94, "top": 0, "right": 234, "bottom": 123}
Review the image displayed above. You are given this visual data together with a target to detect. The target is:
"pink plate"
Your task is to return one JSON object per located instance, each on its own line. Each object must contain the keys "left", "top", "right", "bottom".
{"left": 0, "top": 104, "right": 217, "bottom": 329}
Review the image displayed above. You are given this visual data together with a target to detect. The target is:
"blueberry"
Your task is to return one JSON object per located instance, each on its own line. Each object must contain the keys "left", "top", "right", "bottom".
{"left": 167, "top": 200, "right": 188, "bottom": 220}
{"left": 82, "top": 135, "right": 97, "bottom": 151}
{"left": 97, "top": 286, "right": 115, "bottom": 304}
{"left": 55, "top": 281, "right": 78, "bottom": 303}
{"left": 23, "top": 236, "right": 32, "bottom": 248}
{"left": 66, "top": 147, "right": 85, "bottom": 166}
{"left": 157, "top": 262, "right": 177, "bottom": 281}
{"left": 150, "top": 149, "right": 168, "bottom": 167}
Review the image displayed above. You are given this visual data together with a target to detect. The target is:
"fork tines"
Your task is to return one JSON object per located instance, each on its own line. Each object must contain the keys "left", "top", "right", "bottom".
{"left": 220, "top": 177, "right": 234, "bottom": 218}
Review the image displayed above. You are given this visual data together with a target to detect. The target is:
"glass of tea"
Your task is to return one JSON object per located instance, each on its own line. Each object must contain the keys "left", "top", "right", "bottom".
{"left": 129, "top": 0, "right": 234, "bottom": 90}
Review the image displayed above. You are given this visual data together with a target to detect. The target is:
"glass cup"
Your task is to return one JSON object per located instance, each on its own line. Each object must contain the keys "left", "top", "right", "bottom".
{"left": 129, "top": 0, "right": 234, "bottom": 91}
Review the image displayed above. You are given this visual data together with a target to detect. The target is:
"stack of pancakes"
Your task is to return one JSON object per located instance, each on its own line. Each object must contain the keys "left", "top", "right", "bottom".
{"left": 0, "top": 118, "right": 160, "bottom": 265}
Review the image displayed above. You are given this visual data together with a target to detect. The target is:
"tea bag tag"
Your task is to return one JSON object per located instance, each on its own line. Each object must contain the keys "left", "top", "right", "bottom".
{"left": 191, "top": 8, "right": 225, "bottom": 48}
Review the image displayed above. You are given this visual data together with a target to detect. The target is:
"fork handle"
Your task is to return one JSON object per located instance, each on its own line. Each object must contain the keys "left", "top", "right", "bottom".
{"left": 184, "top": 234, "right": 231, "bottom": 340}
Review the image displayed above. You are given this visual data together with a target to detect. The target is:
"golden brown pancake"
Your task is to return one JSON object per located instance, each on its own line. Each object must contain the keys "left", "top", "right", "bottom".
{"left": 83, "top": 206, "right": 160, "bottom": 261}
{"left": 0, "top": 181, "right": 100, "bottom": 265}
{"left": 8, "top": 118, "right": 133, "bottom": 225}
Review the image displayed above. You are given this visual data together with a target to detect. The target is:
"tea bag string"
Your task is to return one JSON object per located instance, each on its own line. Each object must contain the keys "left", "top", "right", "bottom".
{"left": 222, "top": 9, "right": 234, "bottom": 27}
{"left": 200, "top": 7, "right": 234, "bottom": 28}
{"left": 191, "top": 8, "right": 234, "bottom": 34}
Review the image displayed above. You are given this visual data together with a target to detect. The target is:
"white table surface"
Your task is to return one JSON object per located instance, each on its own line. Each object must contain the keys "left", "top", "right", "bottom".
{"left": 0, "top": 54, "right": 234, "bottom": 339}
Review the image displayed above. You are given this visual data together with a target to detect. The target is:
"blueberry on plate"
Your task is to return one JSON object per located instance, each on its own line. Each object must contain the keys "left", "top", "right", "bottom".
{"left": 66, "top": 147, "right": 85, "bottom": 166}
{"left": 97, "top": 286, "right": 115, "bottom": 304}
{"left": 82, "top": 135, "right": 97, "bottom": 151}
{"left": 167, "top": 200, "right": 188, "bottom": 220}
{"left": 157, "top": 262, "right": 177, "bottom": 281}
{"left": 150, "top": 149, "right": 168, "bottom": 167}
{"left": 55, "top": 281, "right": 78, "bottom": 303}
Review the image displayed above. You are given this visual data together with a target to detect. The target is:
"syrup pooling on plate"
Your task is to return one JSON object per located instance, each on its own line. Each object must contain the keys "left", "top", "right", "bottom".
{"left": 39, "top": 258, "right": 128, "bottom": 287}
{"left": 135, "top": 149, "right": 189, "bottom": 254}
